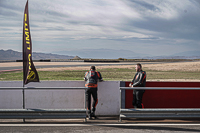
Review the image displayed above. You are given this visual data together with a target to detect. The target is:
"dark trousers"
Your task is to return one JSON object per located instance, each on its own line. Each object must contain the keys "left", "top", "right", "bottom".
{"left": 86, "top": 88, "right": 98, "bottom": 114}
{"left": 132, "top": 90, "right": 145, "bottom": 108}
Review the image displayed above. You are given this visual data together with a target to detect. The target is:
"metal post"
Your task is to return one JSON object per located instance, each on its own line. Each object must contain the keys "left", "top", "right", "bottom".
{"left": 84, "top": 89, "right": 87, "bottom": 122}
{"left": 119, "top": 88, "right": 122, "bottom": 122}
{"left": 22, "top": 86, "right": 25, "bottom": 123}
{"left": 22, "top": 84, "right": 25, "bottom": 109}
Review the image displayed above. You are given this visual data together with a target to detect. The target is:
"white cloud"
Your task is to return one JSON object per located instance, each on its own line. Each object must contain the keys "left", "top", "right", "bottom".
{"left": 0, "top": 0, "right": 200, "bottom": 57}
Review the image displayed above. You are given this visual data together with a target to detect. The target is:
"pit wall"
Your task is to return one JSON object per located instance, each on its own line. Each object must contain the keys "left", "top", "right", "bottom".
{"left": 1, "top": 81, "right": 200, "bottom": 116}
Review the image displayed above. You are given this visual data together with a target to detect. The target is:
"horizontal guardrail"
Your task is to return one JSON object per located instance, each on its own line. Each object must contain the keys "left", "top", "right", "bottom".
{"left": 0, "top": 109, "right": 87, "bottom": 113}
{"left": 119, "top": 87, "right": 200, "bottom": 122}
{"left": 120, "top": 108, "right": 200, "bottom": 113}
{"left": 120, "top": 87, "right": 200, "bottom": 90}
{"left": 0, "top": 109, "right": 87, "bottom": 119}
{"left": 0, "top": 87, "right": 87, "bottom": 90}
{"left": 120, "top": 108, "right": 200, "bottom": 119}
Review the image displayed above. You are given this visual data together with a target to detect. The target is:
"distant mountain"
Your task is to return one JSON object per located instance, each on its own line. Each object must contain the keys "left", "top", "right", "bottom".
{"left": 127, "top": 55, "right": 200, "bottom": 59}
{"left": 52, "top": 48, "right": 150, "bottom": 59}
{"left": 127, "top": 50, "right": 200, "bottom": 59}
{"left": 0, "top": 49, "right": 74, "bottom": 61}
{"left": 152, "top": 50, "right": 200, "bottom": 59}
{"left": 172, "top": 50, "right": 200, "bottom": 57}
{"left": 140, "top": 56, "right": 200, "bottom": 59}
{"left": 1, "top": 49, "right": 199, "bottom": 61}
{"left": 52, "top": 48, "right": 200, "bottom": 59}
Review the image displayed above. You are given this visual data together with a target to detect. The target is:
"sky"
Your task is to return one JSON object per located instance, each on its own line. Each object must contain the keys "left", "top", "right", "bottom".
{"left": 0, "top": 0, "right": 200, "bottom": 58}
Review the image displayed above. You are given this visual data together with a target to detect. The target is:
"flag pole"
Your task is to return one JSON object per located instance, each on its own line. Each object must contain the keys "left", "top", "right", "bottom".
{"left": 23, "top": 85, "right": 25, "bottom": 109}
{"left": 22, "top": 0, "right": 39, "bottom": 122}
{"left": 22, "top": 0, "right": 28, "bottom": 123}
{"left": 22, "top": 84, "right": 25, "bottom": 122}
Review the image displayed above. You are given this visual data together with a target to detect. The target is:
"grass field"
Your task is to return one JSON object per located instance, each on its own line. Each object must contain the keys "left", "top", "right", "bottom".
{"left": 1, "top": 67, "right": 200, "bottom": 81}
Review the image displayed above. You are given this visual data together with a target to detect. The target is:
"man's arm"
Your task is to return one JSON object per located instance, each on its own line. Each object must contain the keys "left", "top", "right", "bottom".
{"left": 97, "top": 72, "right": 103, "bottom": 82}
{"left": 84, "top": 71, "right": 89, "bottom": 81}
{"left": 129, "top": 74, "right": 136, "bottom": 87}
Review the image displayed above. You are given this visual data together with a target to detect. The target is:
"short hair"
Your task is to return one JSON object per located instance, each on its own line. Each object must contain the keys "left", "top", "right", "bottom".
{"left": 136, "top": 63, "right": 142, "bottom": 68}
{"left": 90, "top": 66, "right": 96, "bottom": 70}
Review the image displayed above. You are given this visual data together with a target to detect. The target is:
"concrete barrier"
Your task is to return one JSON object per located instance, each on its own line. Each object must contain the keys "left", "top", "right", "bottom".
{"left": 0, "top": 81, "right": 120, "bottom": 116}
{"left": 0, "top": 90, "right": 22, "bottom": 109}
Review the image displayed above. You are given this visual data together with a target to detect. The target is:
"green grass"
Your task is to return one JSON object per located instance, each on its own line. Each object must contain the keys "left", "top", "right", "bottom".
{"left": 0, "top": 68, "right": 200, "bottom": 81}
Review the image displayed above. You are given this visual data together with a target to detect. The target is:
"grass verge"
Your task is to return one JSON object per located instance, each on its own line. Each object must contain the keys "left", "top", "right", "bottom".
{"left": 1, "top": 68, "right": 200, "bottom": 81}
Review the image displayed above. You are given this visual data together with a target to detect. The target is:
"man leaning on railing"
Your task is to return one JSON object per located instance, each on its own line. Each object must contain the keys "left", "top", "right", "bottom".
{"left": 129, "top": 63, "right": 146, "bottom": 108}
{"left": 84, "top": 66, "right": 103, "bottom": 120}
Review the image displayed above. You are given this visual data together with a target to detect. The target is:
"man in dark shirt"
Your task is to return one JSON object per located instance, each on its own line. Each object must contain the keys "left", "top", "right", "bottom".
{"left": 129, "top": 63, "right": 146, "bottom": 108}
{"left": 84, "top": 66, "right": 103, "bottom": 119}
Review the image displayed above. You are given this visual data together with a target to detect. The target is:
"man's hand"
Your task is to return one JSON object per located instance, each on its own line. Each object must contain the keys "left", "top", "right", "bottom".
{"left": 98, "top": 78, "right": 103, "bottom": 82}
{"left": 129, "top": 83, "right": 133, "bottom": 87}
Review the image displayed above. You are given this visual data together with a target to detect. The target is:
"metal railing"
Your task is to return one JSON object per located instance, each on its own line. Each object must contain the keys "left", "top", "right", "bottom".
{"left": 0, "top": 87, "right": 88, "bottom": 121}
{"left": 119, "top": 87, "right": 200, "bottom": 122}
{"left": 0, "top": 87, "right": 87, "bottom": 90}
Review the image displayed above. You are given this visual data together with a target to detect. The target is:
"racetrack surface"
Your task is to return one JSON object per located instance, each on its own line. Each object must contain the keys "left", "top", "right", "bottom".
{"left": 0, "top": 62, "right": 162, "bottom": 71}
{"left": 1, "top": 61, "right": 200, "bottom": 71}
{"left": 0, "top": 118, "right": 200, "bottom": 133}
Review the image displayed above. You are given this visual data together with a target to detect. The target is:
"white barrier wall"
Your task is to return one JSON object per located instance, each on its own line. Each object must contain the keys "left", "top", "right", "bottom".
{"left": 96, "top": 81, "right": 120, "bottom": 115}
{"left": 0, "top": 90, "right": 22, "bottom": 109}
{"left": 25, "top": 81, "right": 86, "bottom": 110}
{"left": 0, "top": 81, "right": 121, "bottom": 116}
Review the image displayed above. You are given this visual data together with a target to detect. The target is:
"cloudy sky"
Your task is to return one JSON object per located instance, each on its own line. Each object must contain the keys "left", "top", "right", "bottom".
{"left": 0, "top": 0, "right": 200, "bottom": 58}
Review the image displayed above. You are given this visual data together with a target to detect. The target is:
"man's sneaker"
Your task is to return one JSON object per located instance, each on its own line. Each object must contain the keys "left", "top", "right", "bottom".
{"left": 88, "top": 115, "right": 92, "bottom": 120}
{"left": 90, "top": 113, "right": 97, "bottom": 119}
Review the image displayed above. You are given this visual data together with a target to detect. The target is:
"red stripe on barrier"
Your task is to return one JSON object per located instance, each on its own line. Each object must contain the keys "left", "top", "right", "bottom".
{"left": 125, "top": 81, "right": 200, "bottom": 108}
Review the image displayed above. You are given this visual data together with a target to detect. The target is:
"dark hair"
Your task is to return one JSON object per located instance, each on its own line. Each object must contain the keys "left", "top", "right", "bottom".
{"left": 136, "top": 63, "right": 142, "bottom": 68}
{"left": 90, "top": 66, "right": 96, "bottom": 70}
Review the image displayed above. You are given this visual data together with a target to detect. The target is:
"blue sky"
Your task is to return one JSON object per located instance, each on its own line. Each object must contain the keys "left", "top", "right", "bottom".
{"left": 0, "top": 0, "right": 200, "bottom": 58}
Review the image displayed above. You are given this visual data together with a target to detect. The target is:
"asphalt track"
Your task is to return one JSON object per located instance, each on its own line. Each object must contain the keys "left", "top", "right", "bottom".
{"left": 0, "top": 61, "right": 165, "bottom": 71}
{"left": 0, "top": 118, "right": 200, "bottom": 133}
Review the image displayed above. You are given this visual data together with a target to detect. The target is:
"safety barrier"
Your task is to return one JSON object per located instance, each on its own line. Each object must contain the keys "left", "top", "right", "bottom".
{"left": 0, "top": 87, "right": 87, "bottom": 121}
{"left": 119, "top": 87, "right": 200, "bottom": 122}
{"left": 1, "top": 86, "right": 200, "bottom": 122}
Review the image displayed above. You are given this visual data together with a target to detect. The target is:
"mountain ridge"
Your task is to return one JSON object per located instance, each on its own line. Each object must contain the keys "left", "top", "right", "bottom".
{"left": 0, "top": 49, "right": 200, "bottom": 60}
{"left": 0, "top": 49, "right": 74, "bottom": 61}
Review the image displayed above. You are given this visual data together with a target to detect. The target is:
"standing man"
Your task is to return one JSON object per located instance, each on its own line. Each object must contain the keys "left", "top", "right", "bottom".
{"left": 84, "top": 66, "right": 103, "bottom": 119}
{"left": 129, "top": 63, "right": 146, "bottom": 108}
